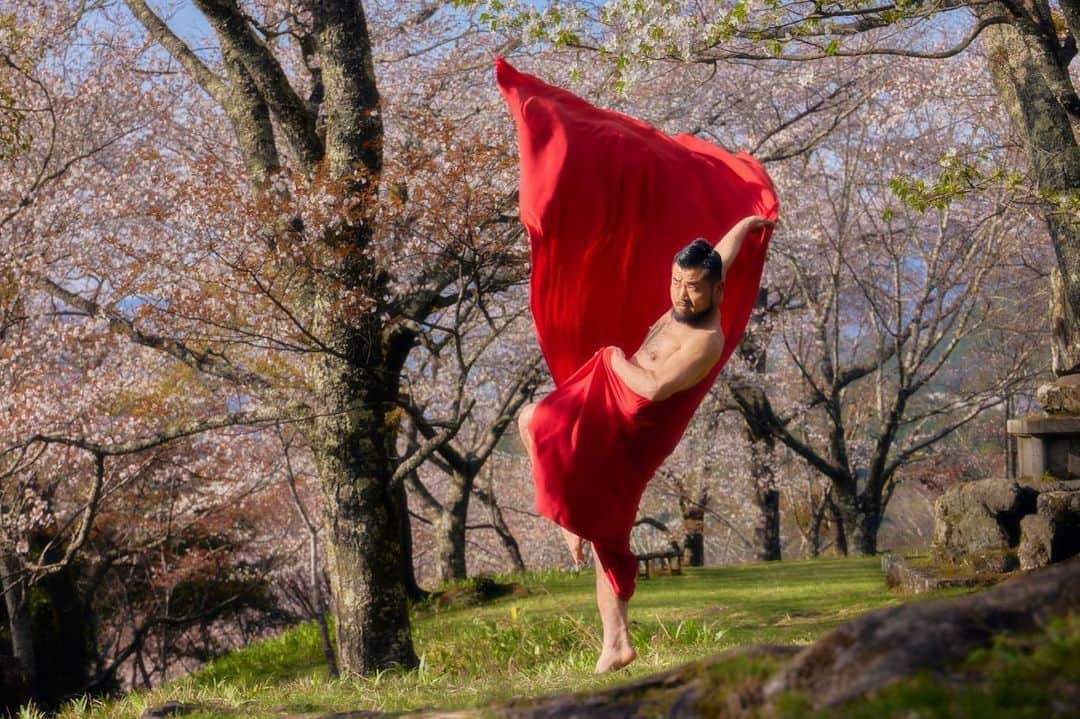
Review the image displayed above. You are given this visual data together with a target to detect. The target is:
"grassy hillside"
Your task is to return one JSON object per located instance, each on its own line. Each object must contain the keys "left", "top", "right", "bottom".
{"left": 25, "top": 556, "right": 1076, "bottom": 718}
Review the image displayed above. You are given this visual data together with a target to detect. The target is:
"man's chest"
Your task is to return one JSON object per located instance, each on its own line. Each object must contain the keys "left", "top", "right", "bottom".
{"left": 633, "top": 318, "right": 687, "bottom": 367}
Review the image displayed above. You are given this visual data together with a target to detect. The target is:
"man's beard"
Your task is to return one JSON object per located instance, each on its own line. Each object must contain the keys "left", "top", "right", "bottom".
{"left": 672, "top": 298, "right": 716, "bottom": 327}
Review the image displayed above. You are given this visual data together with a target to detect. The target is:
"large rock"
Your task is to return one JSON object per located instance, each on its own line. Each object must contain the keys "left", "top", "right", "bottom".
{"left": 1035, "top": 490, "right": 1080, "bottom": 562}
{"left": 881, "top": 553, "right": 996, "bottom": 594}
{"left": 930, "top": 478, "right": 1036, "bottom": 563}
{"left": 1018, "top": 476, "right": 1080, "bottom": 493}
{"left": 761, "top": 557, "right": 1080, "bottom": 709}
{"left": 963, "top": 548, "right": 1019, "bottom": 574}
{"left": 1019, "top": 514, "right": 1054, "bottom": 570}
{"left": 1037, "top": 377, "right": 1080, "bottom": 415}
{"left": 1037, "top": 489, "right": 1080, "bottom": 522}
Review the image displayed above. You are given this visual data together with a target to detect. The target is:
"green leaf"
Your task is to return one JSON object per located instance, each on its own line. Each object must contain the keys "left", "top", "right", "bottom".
{"left": 554, "top": 29, "right": 581, "bottom": 46}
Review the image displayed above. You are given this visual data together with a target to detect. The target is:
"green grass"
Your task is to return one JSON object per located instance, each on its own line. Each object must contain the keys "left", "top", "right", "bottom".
{"left": 36, "top": 556, "right": 1047, "bottom": 718}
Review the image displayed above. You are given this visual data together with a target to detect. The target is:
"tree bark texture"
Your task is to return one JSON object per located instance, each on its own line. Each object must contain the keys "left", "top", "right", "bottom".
{"left": 1, "top": 553, "right": 36, "bottom": 696}
{"left": 832, "top": 487, "right": 879, "bottom": 555}
{"left": 309, "top": 330, "right": 418, "bottom": 673}
{"left": 806, "top": 488, "right": 832, "bottom": 557}
{"left": 433, "top": 471, "right": 472, "bottom": 585}
{"left": 681, "top": 500, "right": 707, "bottom": 567}
{"left": 980, "top": 0, "right": 1080, "bottom": 375}
{"left": 827, "top": 494, "right": 848, "bottom": 556}
{"left": 748, "top": 438, "right": 781, "bottom": 562}
{"left": 752, "top": 480, "right": 781, "bottom": 562}
{"left": 737, "top": 290, "right": 782, "bottom": 561}
{"left": 125, "top": 0, "right": 417, "bottom": 675}
{"left": 477, "top": 486, "right": 527, "bottom": 573}
{"left": 392, "top": 480, "right": 426, "bottom": 601}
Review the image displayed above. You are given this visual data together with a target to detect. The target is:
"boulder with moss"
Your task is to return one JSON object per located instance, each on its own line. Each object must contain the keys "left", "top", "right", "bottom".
{"left": 930, "top": 477, "right": 1036, "bottom": 565}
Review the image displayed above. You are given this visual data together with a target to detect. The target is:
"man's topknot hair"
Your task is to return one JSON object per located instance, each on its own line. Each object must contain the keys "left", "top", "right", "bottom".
{"left": 674, "top": 238, "right": 723, "bottom": 284}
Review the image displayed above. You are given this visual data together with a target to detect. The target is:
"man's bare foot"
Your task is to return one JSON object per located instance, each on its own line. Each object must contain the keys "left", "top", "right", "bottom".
{"left": 594, "top": 643, "right": 637, "bottom": 673}
{"left": 560, "top": 526, "right": 585, "bottom": 567}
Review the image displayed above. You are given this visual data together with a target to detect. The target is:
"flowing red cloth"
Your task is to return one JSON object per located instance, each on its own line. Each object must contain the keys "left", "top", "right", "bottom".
{"left": 496, "top": 58, "right": 779, "bottom": 600}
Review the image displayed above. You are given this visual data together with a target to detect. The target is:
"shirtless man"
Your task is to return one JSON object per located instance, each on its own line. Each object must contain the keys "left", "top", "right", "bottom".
{"left": 518, "top": 214, "right": 775, "bottom": 672}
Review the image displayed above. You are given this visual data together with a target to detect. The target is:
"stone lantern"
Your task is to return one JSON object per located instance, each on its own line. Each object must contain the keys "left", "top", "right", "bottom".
{"left": 918, "top": 261, "right": 1080, "bottom": 585}
{"left": 1002, "top": 375, "right": 1080, "bottom": 570}
{"left": 1007, "top": 376, "right": 1080, "bottom": 481}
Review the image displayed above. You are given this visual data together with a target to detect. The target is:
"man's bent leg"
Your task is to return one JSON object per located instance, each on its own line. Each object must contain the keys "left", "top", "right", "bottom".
{"left": 561, "top": 526, "right": 585, "bottom": 568}
{"left": 517, "top": 403, "right": 537, "bottom": 454}
{"left": 593, "top": 552, "right": 636, "bottom": 673}
{"left": 518, "top": 403, "right": 586, "bottom": 568}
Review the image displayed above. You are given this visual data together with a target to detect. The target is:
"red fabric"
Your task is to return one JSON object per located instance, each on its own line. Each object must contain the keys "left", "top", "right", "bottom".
{"left": 496, "top": 58, "right": 779, "bottom": 600}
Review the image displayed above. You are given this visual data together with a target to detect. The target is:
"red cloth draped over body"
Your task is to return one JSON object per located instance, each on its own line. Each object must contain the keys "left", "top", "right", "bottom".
{"left": 496, "top": 58, "right": 779, "bottom": 600}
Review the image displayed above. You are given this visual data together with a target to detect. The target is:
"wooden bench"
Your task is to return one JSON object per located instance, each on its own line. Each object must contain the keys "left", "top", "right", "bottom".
{"left": 631, "top": 516, "right": 684, "bottom": 579}
{"left": 636, "top": 546, "right": 683, "bottom": 578}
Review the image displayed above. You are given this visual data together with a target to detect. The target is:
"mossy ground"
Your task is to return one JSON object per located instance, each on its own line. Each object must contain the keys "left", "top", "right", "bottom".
{"left": 21, "top": 555, "right": 1073, "bottom": 718}
{"left": 905, "top": 551, "right": 1010, "bottom": 581}
{"left": 771, "top": 612, "right": 1080, "bottom": 719}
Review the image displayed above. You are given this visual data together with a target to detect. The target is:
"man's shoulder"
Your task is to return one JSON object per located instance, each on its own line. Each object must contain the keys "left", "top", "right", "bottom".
{"left": 683, "top": 325, "right": 724, "bottom": 356}
{"left": 705, "top": 326, "right": 725, "bottom": 356}
{"left": 697, "top": 321, "right": 724, "bottom": 342}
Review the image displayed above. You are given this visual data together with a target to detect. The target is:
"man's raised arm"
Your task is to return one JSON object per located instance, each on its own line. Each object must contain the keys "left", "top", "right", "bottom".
{"left": 714, "top": 216, "right": 774, "bottom": 282}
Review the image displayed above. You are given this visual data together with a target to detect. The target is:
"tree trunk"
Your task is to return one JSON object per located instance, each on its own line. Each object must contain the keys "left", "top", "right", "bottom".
{"left": 307, "top": 538, "right": 338, "bottom": 678}
{"left": 807, "top": 488, "right": 831, "bottom": 558}
{"left": 434, "top": 471, "right": 473, "bottom": 585}
{"left": 675, "top": 475, "right": 709, "bottom": 567}
{"left": 750, "top": 442, "right": 781, "bottom": 561}
{"left": 826, "top": 494, "right": 849, "bottom": 556}
{"left": 980, "top": 1, "right": 1080, "bottom": 376}
{"left": 391, "top": 479, "right": 426, "bottom": 601}
{"left": 1050, "top": 266, "right": 1080, "bottom": 377}
{"left": 753, "top": 485, "right": 781, "bottom": 561}
{"left": 309, "top": 353, "right": 417, "bottom": 674}
{"left": 433, "top": 513, "right": 466, "bottom": 586}
{"left": 681, "top": 498, "right": 707, "bottom": 567}
{"left": 1, "top": 553, "right": 35, "bottom": 698}
{"left": 808, "top": 504, "right": 823, "bottom": 558}
{"left": 318, "top": 459, "right": 417, "bottom": 673}
{"left": 307, "top": 0, "right": 411, "bottom": 666}
{"left": 316, "top": 606, "right": 338, "bottom": 679}
{"left": 851, "top": 494, "right": 881, "bottom": 555}
{"left": 32, "top": 562, "right": 94, "bottom": 705}
{"left": 476, "top": 486, "right": 526, "bottom": 573}
{"left": 735, "top": 288, "right": 781, "bottom": 561}
{"left": 831, "top": 488, "right": 881, "bottom": 556}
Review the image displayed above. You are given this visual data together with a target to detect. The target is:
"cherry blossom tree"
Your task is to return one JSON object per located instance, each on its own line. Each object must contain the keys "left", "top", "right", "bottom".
{"left": 381, "top": 86, "right": 535, "bottom": 587}
{"left": 1, "top": 0, "right": 540, "bottom": 679}
{"left": 602, "top": 46, "right": 1048, "bottom": 558}
{"left": 400, "top": 304, "right": 542, "bottom": 584}
{"left": 726, "top": 56, "right": 1043, "bottom": 553}
{"left": 481, "top": 0, "right": 1080, "bottom": 376}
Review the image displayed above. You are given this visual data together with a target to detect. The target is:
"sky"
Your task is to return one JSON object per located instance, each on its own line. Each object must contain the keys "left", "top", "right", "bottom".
{"left": 156, "top": 0, "right": 211, "bottom": 45}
